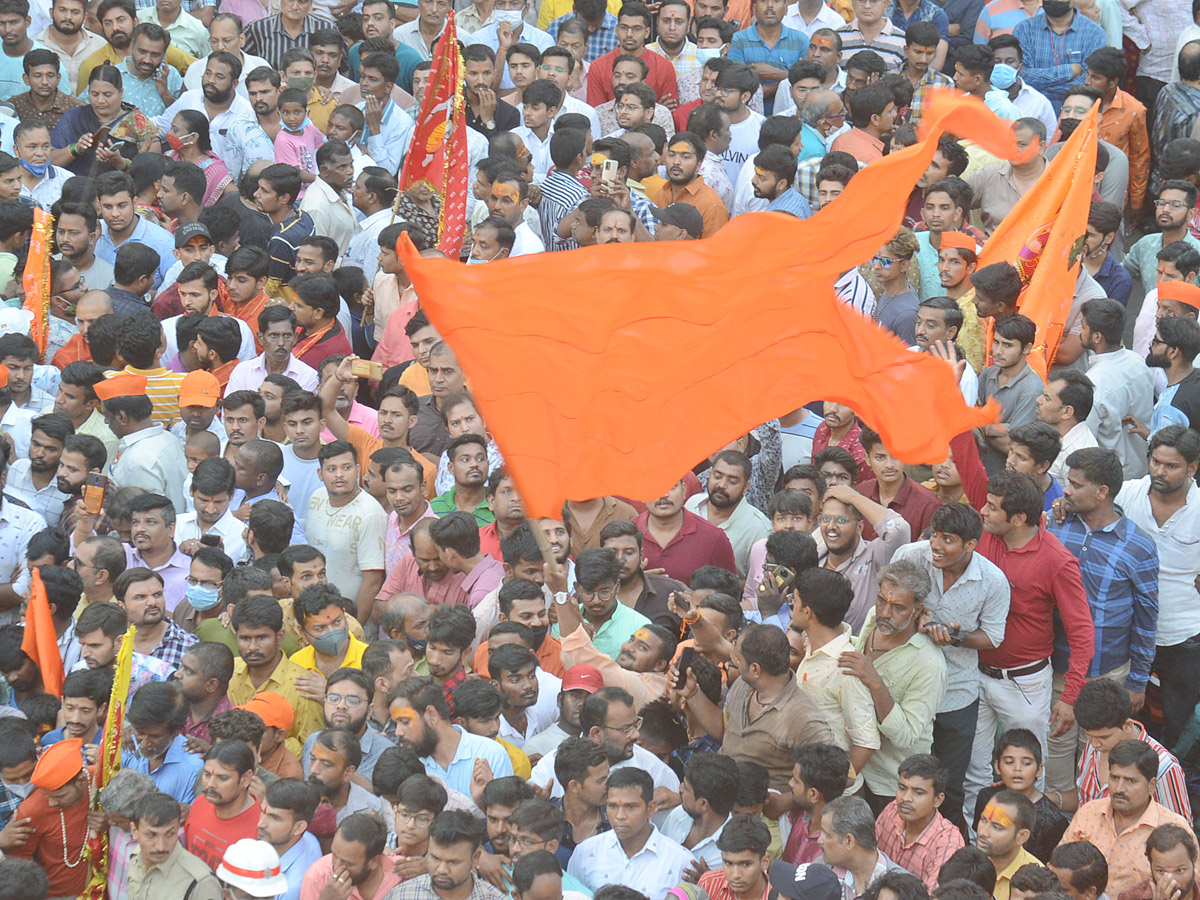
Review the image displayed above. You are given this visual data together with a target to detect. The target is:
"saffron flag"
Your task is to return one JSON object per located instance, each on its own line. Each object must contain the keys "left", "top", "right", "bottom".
{"left": 976, "top": 102, "right": 1100, "bottom": 378}
{"left": 398, "top": 10, "right": 468, "bottom": 257}
{"left": 21, "top": 567, "right": 63, "bottom": 697}
{"left": 399, "top": 91, "right": 1014, "bottom": 518}
{"left": 21, "top": 207, "right": 52, "bottom": 357}
{"left": 80, "top": 624, "right": 135, "bottom": 900}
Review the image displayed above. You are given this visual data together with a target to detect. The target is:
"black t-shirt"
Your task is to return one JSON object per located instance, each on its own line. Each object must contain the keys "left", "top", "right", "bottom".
{"left": 1168, "top": 369, "right": 1200, "bottom": 432}
{"left": 466, "top": 98, "right": 521, "bottom": 139}
{"left": 973, "top": 784, "right": 1070, "bottom": 862}
{"left": 216, "top": 192, "right": 275, "bottom": 251}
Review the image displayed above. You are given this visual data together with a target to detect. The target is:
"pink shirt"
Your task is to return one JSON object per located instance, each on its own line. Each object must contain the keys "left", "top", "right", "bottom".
{"left": 385, "top": 502, "right": 437, "bottom": 572}
{"left": 320, "top": 400, "right": 380, "bottom": 444}
{"left": 300, "top": 853, "right": 402, "bottom": 900}
{"left": 377, "top": 553, "right": 469, "bottom": 605}
{"left": 273, "top": 125, "right": 326, "bottom": 198}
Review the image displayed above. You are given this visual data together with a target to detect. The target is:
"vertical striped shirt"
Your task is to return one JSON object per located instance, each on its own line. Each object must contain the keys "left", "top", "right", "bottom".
{"left": 242, "top": 13, "right": 327, "bottom": 69}
{"left": 538, "top": 170, "right": 590, "bottom": 250}
{"left": 1078, "top": 723, "right": 1191, "bottom": 821}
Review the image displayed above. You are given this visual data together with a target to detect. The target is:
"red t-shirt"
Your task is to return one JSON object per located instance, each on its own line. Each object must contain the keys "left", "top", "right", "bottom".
{"left": 184, "top": 794, "right": 262, "bottom": 871}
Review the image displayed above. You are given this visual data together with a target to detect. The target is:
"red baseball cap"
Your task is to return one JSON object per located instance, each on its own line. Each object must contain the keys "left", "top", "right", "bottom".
{"left": 562, "top": 664, "right": 603, "bottom": 693}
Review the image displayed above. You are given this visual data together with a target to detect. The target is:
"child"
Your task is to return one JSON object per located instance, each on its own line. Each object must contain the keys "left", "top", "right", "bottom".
{"left": 392, "top": 774, "right": 448, "bottom": 881}
{"left": 743, "top": 489, "right": 815, "bottom": 609}
{"left": 972, "top": 728, "right": 1069, "bottom": 863}
{"left": 273, "top": 88, "right": 325, "bottom": 198}
{"left": 19, "top": 692, "right": 61, "bottom": 744}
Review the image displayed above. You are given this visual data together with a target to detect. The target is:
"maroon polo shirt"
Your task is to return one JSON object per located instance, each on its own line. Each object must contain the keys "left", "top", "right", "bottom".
{"left": 634, "top": 508, "right": 738, "bottom": 585}
{"left": 859, "top": 476, "right": 943, "bottom": 541}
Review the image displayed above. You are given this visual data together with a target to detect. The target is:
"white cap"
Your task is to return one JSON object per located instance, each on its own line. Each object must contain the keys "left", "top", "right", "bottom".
{"left": 216, "top": 839, "right": 289, "bottom": 897}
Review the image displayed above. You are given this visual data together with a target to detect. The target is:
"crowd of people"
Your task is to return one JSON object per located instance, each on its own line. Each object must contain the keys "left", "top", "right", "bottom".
{"left": 2, "top": 0, "right": 1200, "bottom": 898}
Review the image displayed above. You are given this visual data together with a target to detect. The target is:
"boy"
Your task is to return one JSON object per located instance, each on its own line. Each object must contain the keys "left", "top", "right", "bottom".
{"left": 273, "top": 88, "right": 326, "bottom": 195}
{"left": 452, "top": 677, "right": 531, "bottom": 779}
{"left": 858, "top": 425, "right": 942, "bottom": 540}
{"left": 41, "top": 668, "right": 111, "bottom": 750}
{"left": 515, "top": 80, "right": 563, "bottom": 180}
{"left": 742, "top": 489, "right": 815, "bottom": 608}
{"left": 392, "top": 773, "right": 448, "bottom": 880}
{"left": 427, "top": 604, "right": 476, "bottom": 710}
{"left": 1006, "top": 422, "right": 1064, "bottom": 513}
{"left": 972, "top": 728, "right": 1068, "bottom": 863}
{"left": 978, "top": 313, "right": 1044, "bottom": 474}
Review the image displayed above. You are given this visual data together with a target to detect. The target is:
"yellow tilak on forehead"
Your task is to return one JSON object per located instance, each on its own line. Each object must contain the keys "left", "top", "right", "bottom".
{"left": 669, "top": 142, "right": 692, "bottom": 154}
{"left": 980, "top": 802, "right": 1014, "bottom": 829}
{"left": 490, "top": 183, "right": 520, "bottom": 203}
{"left": 390, "top": 705, "right": 418, "bottom": 722}
{"left": 591, "top": 152, "right": 607, "bottom": 165}
{"left": 754, "top": 167, "right": 767, "bottom": 177}
{"left": 633, "top": 628, "right": 650, "bottom": 641}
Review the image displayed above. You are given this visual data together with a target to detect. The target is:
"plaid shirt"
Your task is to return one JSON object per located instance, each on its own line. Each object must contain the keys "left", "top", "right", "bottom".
{"left": 874, "top": 801, "right": 964, "bottom": 891}
{"left": 1047, "top": 511, "right": 1159, "bottom": 692}
{"left": 1152, "top": 82, "right": 1200, "bottom": 192}
{"left": 0, "top": 783, "right": 21, "bottom": 830}
{"left": 1013, "top": 10, "right": 1106, "bottom": 111}
{"left": 148, "top": 619, "right": 197, "bottom": 673}
{"left": 887, "top": 0, "right": 949, "bottom": 38}
{"left": 552, "top": 795, "right": 612, "bottom": 852}
{"left": 441, "top": 667, "right": 470, "bottom": 715}
{"left": 1078, "top": 723, "right": 1191, "bottom": 821}
{"left": 909, "top": 67, "right": 954, "bottom": 124}
{"left": 548, "top": 11, "right": 618, "bottom": 62}
{"left": 673, "top": 733, "right": 722, "bottom": 770}
{"left": 390, "top": 874, "right": 506, "bottom": 900}
{"left": 647, "top": 39, "right": 703, "bottom": 82}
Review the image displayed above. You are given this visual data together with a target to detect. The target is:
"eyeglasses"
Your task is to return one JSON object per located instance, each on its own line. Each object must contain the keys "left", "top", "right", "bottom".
{"left": 873, "top": 255, "right": 896, "bottom": 267}
{"left": 185, "top": 576, "right": 223, "bottom": 589}
{"left": 394, "top": 808, "right": 436, "bottom": 828}
{"left": 1156, "top": 199, "right": 1190, "bottom": 210}
{"left": 540, "top": 64, "right": 568, "bottom": 75}
{"left": 605, "top": 717, "right": 642, "bottom": 736}
{"left": 818, "top": 514, "right": 852, "bottom": 525}
{"left": 1151, "top": 336, "right": 1168, "bottom": 347}
{"left": 615, "top": 102, "right": 645, "bottom": 112}
{"left": 580, "top": 587, "right": 617, "bottom": 601}
{"left": 327, "top": 693, "right": 367, "bottom": 708}
{"left": 70, "top": 556, "right": 96, "bottom": 570}
{"left": 616, "top": 22, "right": 647, "bottom": 31}
{"left": 511, "top": 834, "right": 550, "bottom": 850}
{"left": 819, "top": 111, "right": 845, "bottom": 122}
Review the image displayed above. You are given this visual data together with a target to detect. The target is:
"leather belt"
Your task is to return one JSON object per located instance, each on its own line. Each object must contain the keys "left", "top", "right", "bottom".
{"left": 978, "top": 658, "right": 1050, "bottom": 680}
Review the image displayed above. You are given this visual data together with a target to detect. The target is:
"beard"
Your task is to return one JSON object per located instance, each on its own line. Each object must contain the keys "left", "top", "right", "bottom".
{"left": 202, "top": 83, "right": 234, "bottom": 104}
{"left": 109, "top": 30, "right": 131, "bottom": 49}
{"left": 1147, "top": 349, "right": 1170, "bottom": 369}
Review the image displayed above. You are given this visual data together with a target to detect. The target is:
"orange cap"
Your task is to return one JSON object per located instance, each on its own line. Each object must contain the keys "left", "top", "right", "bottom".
{"left": 31, "top": 738, "right": 84, "bottom": 791}
{"left": 0, "top": 363, "right": 7, "bottom": 389}
{"left": 179, "top": 370, "right": 220, "bottom": 408}
{"left": 939, "top": 231, "right": 977, "bottom": 253}
{"left": 1158, "top": 281, "right": 1200, "bottom": 311}
{"left": 238, "top": 691, "right": 295, "bottom": 732}
{"left": 94, "top": 373, "right": 149, "bottom": 401}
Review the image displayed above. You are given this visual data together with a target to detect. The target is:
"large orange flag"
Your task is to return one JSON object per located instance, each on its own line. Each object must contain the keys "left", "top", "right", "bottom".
{"left": 976, "top": 103, "right": 1100, "bottom": 377}
{"left": 399, "top": 91, "right": 1013, "bottom": 518}
{"left": 22, "top": 567, "right": 64, "bottom": 696}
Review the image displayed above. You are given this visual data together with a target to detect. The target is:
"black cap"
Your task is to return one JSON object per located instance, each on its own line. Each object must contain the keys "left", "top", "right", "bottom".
{"left": 175, "top": 221, "right": 212, "bottom": 248}
{"left": 650, "top": 202, "right": 703, "bottom": 238}
{"left": 768, "top": 862, "right": 843, "bottom": 900}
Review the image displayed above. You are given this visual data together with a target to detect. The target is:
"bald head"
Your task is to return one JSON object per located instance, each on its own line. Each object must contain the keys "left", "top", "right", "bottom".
{"left": 801, "top": 90, "right": 844, "bottom": 129}
{"left": 1181, "top": 40, "right": 1200, "bottom": 83}
{"left": 76, "top": 290, "right": 114, "bottom": 337}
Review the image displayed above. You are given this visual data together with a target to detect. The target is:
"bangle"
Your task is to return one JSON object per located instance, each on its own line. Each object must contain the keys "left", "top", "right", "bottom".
{"left": 682, "top": 608, "right": 701, "bottom": 625}
{"left": 68, "top": 142, "right": 77, "bottom": 157}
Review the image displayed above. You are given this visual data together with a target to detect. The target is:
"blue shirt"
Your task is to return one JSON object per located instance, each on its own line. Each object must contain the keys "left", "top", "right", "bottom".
{"left": 356, "top": 99, "right": 414, "bottom": 174}
{"left": 121, "top": 733, "right": 205, "bottom": 804}
{"left": 727, "top": 24, "right": 808, "bottom": 113}
{"left": 548, "top": 11, "right": 618, "bottom": 62}
{"left": 421, "top": 725, "right": 514, "bottom": 796}
{"left": 887, "top": 0, "right": 950, "bottom": 39}
{"left": 96, "top": 216, "right": 176, "bottom": 289}
{"left": 1013, "top": 9, "right": 1106, "bottom": 111}
{"left": 41, "top": 727, "right": 103, "bottom": 748}
{"left": 1094, "top": 251, "right": 1134, "bottom": 307}
{"left": 103, "top": 58, "right": 183, "bottom": 118}
{"left": 468, "top": 23, "right": 556, "bottom": 90}
{"left": 348, "top": 40, "right": 421, "bottom": 92}
{"left": 0, "top": 41, "right": 67, "bottom": 101}
{"left": 797, "top": 121, "right": 827, "bottom": 163}
{"left": 279, "top": 832, "right": 323, "bottom": 900}
{"left": 1042, "top": 476, "right": 1063, "bottom": 512}
{"left": 766, "top": 188, "right": 813, "bottom": 218}
{"left": 1047, "top": 511, "right": 1160, "bottom": 691}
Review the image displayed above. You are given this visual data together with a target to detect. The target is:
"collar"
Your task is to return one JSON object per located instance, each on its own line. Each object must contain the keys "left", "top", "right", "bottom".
{"left": 121, "top": 423, "right": 168, "bottom": 445}
{"left": 806, "top": 624, "right": 855, "bottom": 659}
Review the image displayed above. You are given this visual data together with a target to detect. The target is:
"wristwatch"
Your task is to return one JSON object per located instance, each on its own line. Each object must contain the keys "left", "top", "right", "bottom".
{"left": 553, "top": 591, "right": 572, "bottom": 606}
{"left": 485, "top": 119, "right": 496, "bottom": 131}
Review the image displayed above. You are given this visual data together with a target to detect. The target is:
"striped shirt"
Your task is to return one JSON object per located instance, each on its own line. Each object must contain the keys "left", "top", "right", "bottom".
{"left": 765, "top": 188, "right": 813, "bottom": 218}
{"left": 242, "top": 13, "right": 327, "bottom": 69}
{"left": 837, "top": 18, "right": 907, "bottom": 71}
{"left": 647, "top": 40, "right": 703, "bottom": 83}
{"left": 538, "top": 170, "right": 590, "bottom": 250}
{"left": 1048, "top": 511, "right": 1159, "bottom": 692}
{"left": 875, "top": 802, "right": 964, "bottom": 892}
{"left": 265, "top": 210, "right": 316, "bottom": 298}
{"left": 1078, "top": 723, "right": 1191, "bottom": 821}
{"left": 973, "top": 0, "right": 1037, "bottom": 43}
{"left": 728, "top": 23, "right": 810, "bottom": 77}
{"left": 122, "top": 365, "right": 186, "bottom": 429}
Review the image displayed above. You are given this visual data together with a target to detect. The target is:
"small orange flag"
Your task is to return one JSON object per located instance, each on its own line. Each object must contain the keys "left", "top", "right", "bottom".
{"left": 976, "top": 102, "right": 1100, "bottom": 378}
{"left": 399, "top": 91, "right": 1011, "bottom": 518}
{"left": 22, "top": 567, "right": 64, "bottom": 697}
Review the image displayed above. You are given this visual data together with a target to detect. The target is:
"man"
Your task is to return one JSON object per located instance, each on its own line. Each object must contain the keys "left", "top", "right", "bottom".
{"left": 964, "top": 118, "right": 1048, "bottom": 235}
{"left": 1083, "top": 46, "right": 1148, "bottom": 214}
{"left": 1118, "top": 825, "right": 1200, "bottom": 900}
{"left": 874, "top": 754, "right": 964, "bottom": 890}
{"left": 346, "top": 167, "right": 399, "bottom": 282}
{"left": 712, "top": 64, "right": 765, "bottom": 186}
{"left": 650, "top": 132, "right": 728, "bottom": 237}
{"left": 955, "top": 43, "right": 1020, "bottom": 119}
{"left": 258, "top": 778, "right": 322, "bottom": 900}
{"left": 684, "top": 450, "right": 770, "bottom": 579}
{"left": 726, "top": 0, "right": 807, "bottom": 112}
{"left": 432, "top": 434, "right": 494, "bottom": 526}
{"left": 568, "top": 767, "right": 695, "bottom": 900}
{"left": 1124, "top": 181, "right": 1200, "bottom": 308}
{"left": 830, "top": 80, "right": 895, "bottom": 166}
{"left": 254, "top": 164, "right": 314, "bottom": 299}
{"left": 750, "top": 145, "right": 810, "bottom": 218}
{"left": 1144, "top": 313, "right": 1200, "bottom": 434}
{"left": 94, "top": 171, "right": 176, "bottom": 288}
{"left": 298, "top": 140, "right": 355, "bottom": 256}
{"left": 113, "top": 23, "right": 182, "bottom": 118}
{"left": 988, "top": 34, "right": 1056, "bottom": 133}
{"left": 657, "top": 752, "right": 738, "bottom": 868}
{"left": 1079, "top": 299, "right": 1154, "bottom": 479}
{"left": 1061, "top": 740, "right": 1192, "bottom": 897}
{"left": 226, "top": 306, "right": 318, "bottom": 395}
{"left": 816, "top": 795, "right": 897, "bottom": 897}
{"left": 300, "top": 669, "right": 394, "bottom": 780}
{"left": 241, "top": 0, "right": 323, "bottom": 68}
{"left": 389, "top": 810, "right": 507, "bottom": 900}
{"left": 1036, "top": 371, "right": 1099, "bottom": 488}
{"left": 391, "top": 675, "right": 514, "bottom": 795}
{"left": 976, "top": 790, "right": 1041, "bottom": 900}
{"left": 597, "top": 519, "right": 685, "bottom": 631}
{"left": 587, "top": 2, "right": 677, "bottom": 106}
{"left": 1079, "top": 201, "right": 1132, "bottom": 306}
{"left": 1011, "top": 0, "right": 1104, "bottom": 113}
{"left": 122, "top": 680, "right": 205, "bottom": 803}
{"left": 55, "top": 205, "right": 113, "bottom": 299}
{"left": 35, "top": 0, "right": 103, "bottom": 93}
{"left": 183, "top": 12, "right": 268, "bottom": 97}
{"left": 98, "top": 373, "right": 189, "bottom": 512}
{"left": 125, "top": 790, "right": 224, "bottom": 900}
{"left": 544, "top": 547, "right": 651, "bottom": 661}
{"left": 430, "top": 511, "right": 504, "bottom": 610}
{"left": 902, "top": 22, "right": 951, "bottom": 123}
{"left": 837, "top": 0, "right": 906, "bottom": 71}
{"left": 300, "top": 812, "right": 402, "bottom": 899}
{"left": 647, "top": 0, "right": 699, "bottom": 87}
{"left": 975, "top": 313, "right": 1043, "bottom": 474}
{"left": 185, "top": 740, "right": 260, "bottom": 870}
{"left": 119, "top": 562, "right": 195, "bottom": 668}
{"left": 356, "top": 51, "right": 415, "bottom": 173}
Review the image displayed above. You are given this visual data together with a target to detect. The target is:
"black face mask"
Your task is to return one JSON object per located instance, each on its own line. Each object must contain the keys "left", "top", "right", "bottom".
{"left": 1042, "top": 0, "right": 1072, "bottom": 18}
{"left": 1058, "top": 117, "right": 1081, "bottom": 141}
{"left": 529, "top": 625, "right": 549, "bottom": 650}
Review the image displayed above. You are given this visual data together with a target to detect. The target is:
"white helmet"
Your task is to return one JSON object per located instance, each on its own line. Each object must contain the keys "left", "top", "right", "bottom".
{"left": 216, "top": 839, "right": 289, "bottom": 897}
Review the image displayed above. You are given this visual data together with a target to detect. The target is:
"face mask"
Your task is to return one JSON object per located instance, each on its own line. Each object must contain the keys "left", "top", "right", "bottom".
{"left": 1042, "top": 0, "right": 1072, "bottom": 17}
{"left": 1, "top": 780, "right": 32, "bottom": 800}
{"left": 1058, "top": 117, "right": 1080, "bottom": 141}
{"left": 406, "top": 636, "right": 427, "bottom": 656}
{"left": 466, "top": 250, "right": 501, "bottom": 265}
{"left": 990, "top": 63, "right": 1017, "bottom": 89}
{"left": 187, "top": 583, "right": 221, "bottom": 611}
{"left": 494, "top": 9, "right": 523, "bottom": 26}
{"left": 695, "top": 47, "right": 721, "bottom": 64}
{"left": 165, "top": 132, "right": 185, "bottom": 152}
{"left": 19, "top": 159, "right": 48, "bottom": 177}
{"left": 283, "top": 116, "right": 314, "bottom": 135}
{"left": 287, "top": 76, "right": 315, "bottom": 94}
{"left": 310, "top": 627, "right": 350, "bottom": 657}
{"left": 529, "top": 624, "right": 549, "bottom": 650}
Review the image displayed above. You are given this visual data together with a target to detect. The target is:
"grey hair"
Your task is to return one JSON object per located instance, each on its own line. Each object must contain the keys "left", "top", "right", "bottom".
{"left": 800, "top": 90, "right": 840, "bottom": 127}
{"left": 99, "top": 769, "right": 157, "bottom": 818}
{"left": 379, "top": 592, "right": 427, "bottom": 636}
{"left": 826, "top": 795, "right": 877, "bottom": 850}
{"left": 877, "top": 558, "right": 932, "bottom": 604}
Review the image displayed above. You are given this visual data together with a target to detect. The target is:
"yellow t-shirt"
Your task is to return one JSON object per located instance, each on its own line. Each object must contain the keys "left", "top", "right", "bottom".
{"left": 290, "top": 634, "right": 370, "bottom": 672}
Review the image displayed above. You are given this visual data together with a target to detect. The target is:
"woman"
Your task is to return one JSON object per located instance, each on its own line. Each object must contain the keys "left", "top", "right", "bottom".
{"left": 50, "top": 65, "right": 155, "bottom": 177}
{"left": 396, "top": 181, "right": 440, "bottom": 249}
{"left": 165, "top": 109, "right": 234, "bottom": 206}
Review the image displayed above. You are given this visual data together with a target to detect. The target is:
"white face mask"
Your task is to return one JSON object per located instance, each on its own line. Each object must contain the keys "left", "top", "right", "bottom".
{"left": 2, "top": 780, "right": 33, "bottom": 800}
{"left": 466, "top": 250, "right": 502, "bottom": 265}
{"left": 494, "top": 8, "right": 523, "bottom": 26}
{"left": 695, "top": 47, "right": 722, "bottom": 63}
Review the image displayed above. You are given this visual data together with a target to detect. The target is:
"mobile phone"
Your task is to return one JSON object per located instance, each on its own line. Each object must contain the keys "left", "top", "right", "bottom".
{"left": 92, "top": 125, "right": 111, "bottom": 145}
{"left": 351, "top": 359, "right": 383, "bottom": 380}
{"left": 83, "top": 473, "right": 107, "bottom": 515}
{"left": 675, "top": 646, "right": 695, "bottom": 690}
{"left": 602, "top": 158, "right": 619, "bottom": 183}
{"left": 199, "top": 534, "right": 223, "bottom": 548}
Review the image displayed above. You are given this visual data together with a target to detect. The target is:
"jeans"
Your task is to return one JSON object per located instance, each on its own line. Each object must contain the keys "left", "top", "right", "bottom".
{"left": 1154, "top": 633, "right": 1200, "bottom": 748}
{"left": 933, "top": 700, "right": 980, "bottom": 828}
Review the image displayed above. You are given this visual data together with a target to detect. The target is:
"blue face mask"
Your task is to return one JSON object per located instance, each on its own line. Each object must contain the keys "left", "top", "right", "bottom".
{"left": 187, "top": 583, "right": 222, "bottom": 611}
{"left": 310, "top": 627, "right": 350, "bottom": 657}
{"left": 19, "top": 159, "right": 48, "bottom": 178}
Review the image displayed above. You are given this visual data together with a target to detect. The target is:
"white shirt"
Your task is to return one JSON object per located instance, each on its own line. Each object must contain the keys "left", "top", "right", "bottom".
{"left": 531, "top": 741, "right": 680, "bottom": 799}
{"left": 731, "top": 155, "right": 768, "bottom": 218}
{"left": 1116, "top": 477, "right": 1200, "bottom": 646}
{"left": 522, "top": 721, "right": 571, "bottom": 760}
{"left": 393, "top": 20, "right": 441, "bottom": 60}
{"left": 225, "top": 353, "right": 320, "bottom": 395}
{"left": 683, "top": 492, "right": 771, "bottom": 579}
{"left": 174, "top": 508, "right": 248, "bottom": 562}
{"left": 0, "top": 401, "right": 34, "bottom": 459}
{"left": 723, "top": 110, "right": 766, "bottom": 188}
{"left": 908, "top": 345, "right": 978, "bottom": 404}
{"left": 782, "top": 1, "right": 845, "bottom": 35}
{"left": 300, "top": 176, "right": 357, "bottom": 257}
{"left": 161, "top": 311, "right": 257, "bottom": 369}
{"left": 1084, "top": 348, "right": 1154, "bottom": 479}
{"left": 155, "top": 91, "right": 259, "bottom": 164}
{"left": 511, "top": 221, "right": 545, "bottom": 256}
{"left": 111, "top": 424, "right": 190, "bottom": 513}
{"left": 658, "top": 808, "right": 729, "bottom": 869}
{"left": 497, "top": 667, "right": 562, "bottom": 748}
{"left": 19, "top": 164, "right": 72, "bottom": 212}
{"left": 345, "top": 207, "right": 394, "bottom": 284}
{"left": 0, "top": 497, "right": 45, "bottom": 626}
{"left": 281, "top": 446, "right": 323, "bottom": 516}
{"left": 1011, "top": 81, "right": 1057, "bottom": 138}
{"left": 467, "top": 21, "right": 556, "bottom": 90}
{"left": 3, "top": 457, "right": 68, "bottom": 527}
{"left": 169, "top": 417, "right": 227, "bottom": 450}
{"left": 567, "top": 826, "right": 695, "bottom": 900}
{"left": 1048, "top": 421, "right": 1100, "bottom": 488}
{"left": 183, "top": 50, "right": 272, "bottom": 99}
{"left": 512, "top": 124, "right": 554, "bottom": 180}
{"left": 303, "top": 487, "right": 387, "bottom": 602}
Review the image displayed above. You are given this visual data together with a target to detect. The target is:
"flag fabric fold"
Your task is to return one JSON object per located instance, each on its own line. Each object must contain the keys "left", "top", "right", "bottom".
{"left": 21, "top": 567, "right": 63, "bottom": 697}
{"left": 397, "top": 10, "right": 468, "bottom": 257}
{"left": 976, "top": 103, "right": 1100, "bottom": 377}
{"left": 399, "top": 91, "right": 1014, "bottom": 518}
{"left": 21, "top": 207, "right": 52, "bottom": 357}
